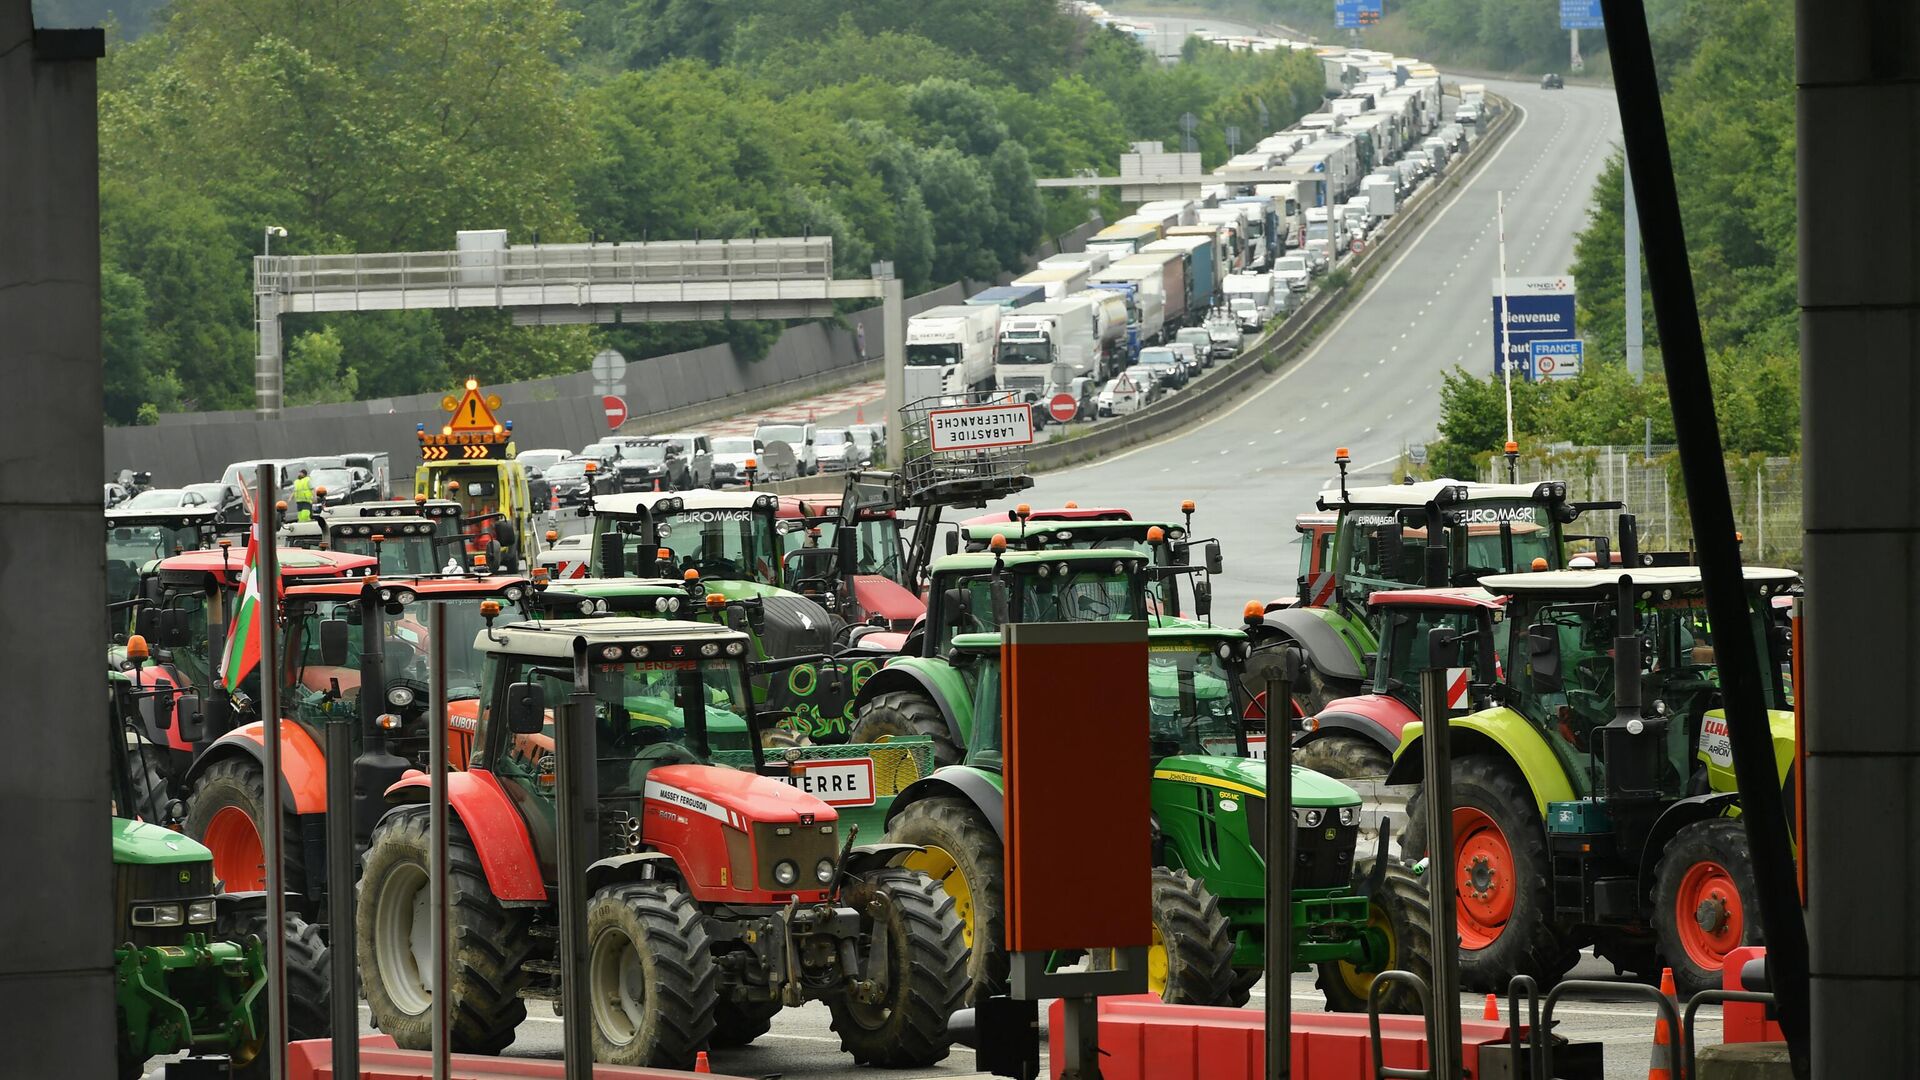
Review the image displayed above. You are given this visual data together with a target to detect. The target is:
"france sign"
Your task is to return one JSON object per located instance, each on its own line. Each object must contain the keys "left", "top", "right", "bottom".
{"left": 1529, "top": 339, "right": 1584, "bottom": 381}
{"left": 1491, "top": 276, "right": 1576, "bottom": 379}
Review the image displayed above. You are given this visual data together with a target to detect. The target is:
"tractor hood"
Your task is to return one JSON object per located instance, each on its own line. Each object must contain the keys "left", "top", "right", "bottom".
{"left": 852, "top": 574, "right": 925, "bottom": 627}
{"left": 645, "top": 763, "right": 840, "bottom": 825}
{"left": 1154, "top": 753, "right": 1362, "bottom": 808}
{"left": 112, "top": 817, "right": 211, "bottom": 865}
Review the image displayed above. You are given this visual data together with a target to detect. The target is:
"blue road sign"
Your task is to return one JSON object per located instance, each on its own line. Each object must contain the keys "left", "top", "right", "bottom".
{"left": 1491, "top": 276, "right": 1577, "bottom": 377}
{"left": 1560, "top": 0, "right": 1604, "bottom": 30}
{"left": 1529, "top": 339, "right": 1585, "bottom": 382}
{"left": 1335, "top": 0, "right": 1384, "bottom": 30}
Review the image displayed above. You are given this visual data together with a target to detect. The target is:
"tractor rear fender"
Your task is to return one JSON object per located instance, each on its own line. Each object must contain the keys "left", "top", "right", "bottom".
{"left": 885, "top": 767, "right": 1005, "bottom": 841}
{"left": 1297, "top": 694, "right": 1419, "bottom": 756}
{"left": 1384, "top": 708, "right": 1575, "bottom": 816}
{"left": 851, "top": 660, "right": 968, "bottom": 745}
{"left": 1636, "top": 793, "right": 1737, "bottom": 902}
{"left": 843, "top": 843, "right": 927, "bottom": 877}
{"left": 383, "top": 770, "right": 547, "bottom": 901}
{"left": 184, "top": 723, "right": 324, "bottom": 814}
{"left": 1255, "top": 607, "right": 1368, "bottom": 682}
{"left": 585, "top": 852, "right": 680, "bottom": 895}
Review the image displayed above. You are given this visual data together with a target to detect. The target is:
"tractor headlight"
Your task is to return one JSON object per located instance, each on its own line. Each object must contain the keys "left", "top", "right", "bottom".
{"left": 701, "top": 643, "right": 720, "bottom": 657}
{"left": 666, "top": 598, "right": 681, "bottom": 613}
{"left": 1294, "top": 808, "right": 1324, "bottom": 828}
{"left": 131, "top": 903, "right": 184, "bottom": 927}
{"left": 815, "top": 859, "right": 836, "bottom": 884}
{"left": 600, "top": 645, "right": 625, "bottom": 660}
{"left": 393, "top": 588, "right": 417, "bottom": 606}
{"left": 1339, "top": 806, "right": 1358, "bottom": 826}
{"left": 725, "top": 642, "right": 745, "bottom": 656}
{"left": 629, "top": 645, "right": 649, "bottom": 660}
{"left": 654, "top": 597, "right": 670, "bottom": 613}
{"left": 387, "top": 685, "right": 416, "bottom": 707}
{"left": 1037, "top": 564, "right": 1050, "bottom": 578}
{"left": 772, "top": 860, "right": 799, "bottom": 886}
{"left": 186, "top": 900, "right": 218, "bottom": 925}
{"left": 503, "top": 586, "right": 524, "bottom": 601}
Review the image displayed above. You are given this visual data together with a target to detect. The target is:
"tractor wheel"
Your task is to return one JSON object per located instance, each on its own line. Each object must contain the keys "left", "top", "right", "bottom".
{"left": 1402, "top": 755, "right": 1577, "bottom": 991}
{"left": 1316, "top": 861, "right": 1434, "bottom": 1013}
{"left": 126, "top": 740, "right": 174, "bottom": 824}
{"left": 585, "top": 882, "right": 717, "bottom": 1068}
{"left": 710, "top": 998, "right": 782, "bottom": 1048}
{"left": 851, "top": 690, "right": 962, "bottom": 768}
{"left": 1228, "top": 968, "right": 1263, "bottom": 1008}
{"left": 357, "top": 807, "right": 533, "bottom": 1054}
{"left": 828, "top": 868, "right": 969, "bottom": 1066}
{"left": 184, "top": 756, "right": 306, "bottom": 901}
{"left": 886, "top": 796, "right": 1007, "bottom": 1005}
{"left": 1652, "top": 816, "right": 1762, "bottom": 997}
{"left": 1295, "top": 733, "right": 1393, "bottom": 782}
{"left": 227, "top": 908, "right": 331, "bottom": 1078}
{"left": 1089, "top": 868, "right": 1236, "bottom": 1006}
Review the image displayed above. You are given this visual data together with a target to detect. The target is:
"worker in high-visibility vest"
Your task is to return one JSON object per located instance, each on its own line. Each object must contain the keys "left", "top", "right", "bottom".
{"left": 292, "top": 469, "right": 315, "bottom": 522}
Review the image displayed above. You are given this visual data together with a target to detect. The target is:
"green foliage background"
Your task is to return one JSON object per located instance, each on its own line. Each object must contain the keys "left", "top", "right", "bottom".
{"left": 83, "top": 0, "right": 1326, "bottom": 423}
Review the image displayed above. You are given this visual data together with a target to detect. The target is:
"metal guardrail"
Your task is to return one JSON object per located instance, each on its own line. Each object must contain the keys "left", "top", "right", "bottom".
{"left": 1025, "top": 94, "right": 1521, "bottom": 474}
{"left": 1684, "top": 989, "right": 1777, "bottom": 1080}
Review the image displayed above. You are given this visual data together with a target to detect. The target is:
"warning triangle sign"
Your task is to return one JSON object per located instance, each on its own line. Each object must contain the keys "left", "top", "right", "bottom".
{"left": 447, "top": 384, "right": 500, "bottom": 432}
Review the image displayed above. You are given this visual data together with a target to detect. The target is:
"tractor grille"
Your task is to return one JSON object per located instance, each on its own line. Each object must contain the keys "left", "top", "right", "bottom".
{"left": 751, "top": 821, "right": 839, "bottom": 894}
{"left": 114, "top": 858, "right": 214, "bottom": 948}
{"left": 1245, "top": 797, "right": 1359, "bottom": 891}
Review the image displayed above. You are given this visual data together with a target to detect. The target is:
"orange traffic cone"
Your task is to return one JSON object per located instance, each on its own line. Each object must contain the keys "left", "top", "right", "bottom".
{"left": 695, "top": 1050, "right": 712, "bottom": 1073}
{"left": 856, "top": 403, "right": 866, "bottom": 423}
{"left": 1483, "top": 993, "right": 1499, "bottom": 1021}
{"left": 1648, "top": 967, "right": 1678, "bottom": 1080}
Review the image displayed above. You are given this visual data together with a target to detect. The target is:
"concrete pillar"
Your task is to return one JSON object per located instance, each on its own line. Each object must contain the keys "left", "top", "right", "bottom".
{"left": 0, "top": 3, "right": 113, "bottom": 1073}
{"left": 1798, "top": 3, "right": 1920, "bottom": 1074}
{"left": 882, "top": 276, "right": 906, "bottom": 467}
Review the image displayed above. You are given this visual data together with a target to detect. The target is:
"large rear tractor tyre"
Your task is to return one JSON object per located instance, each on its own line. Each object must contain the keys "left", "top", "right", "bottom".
{"left": 710, "top": 998, "right": 782, "bottom": 1048}
{"left": 1652, "top": 817, "right": 1762, "bottom": 998}
{"left": 1295, "top": 733, "right": 1393, "bottom": 782}
{"left": 1316, "top": 862, "right": 1435, "bottom": 1013}
{"left": 584, "top": 883, "right": 718, "bottom": 1069}
{"left": 886, "top": 796, "right": 1006, "bottom": 1005}
{"left": 184, "top": 756, "right": 306, "bottom": 901}
{"left": 357, "top": 807, "right": 533, "bottom": 1054}
{"left": 1402, "top": 755, "right": 1577, "bottom": 992}
{"left": 851, "top": 691, "right": 963, "bottom": 767}
{"left": 1090, "top": 868, "right": 1236, "bottom": 1006}
{"left": 227, "top": 909, "right": 331, "bottom": 1078}
{"left": 828, "top": 868, "right": 969, "bottom": 1067}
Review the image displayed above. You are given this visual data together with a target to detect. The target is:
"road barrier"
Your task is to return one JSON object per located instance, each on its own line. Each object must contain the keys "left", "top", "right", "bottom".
{"left": 1028, "top": 94, "right": 1520, "bottom": 474}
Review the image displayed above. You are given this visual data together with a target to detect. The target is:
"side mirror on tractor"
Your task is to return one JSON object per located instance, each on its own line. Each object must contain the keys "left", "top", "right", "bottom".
{"left": 596, "top": 531, "right": 625, "bottom": 579}
{"left": 175, "top": 693, "right": 206, "bottom": 744}
{"left": 1205, "top": 541, "right": 1224, "bottom": 576}
{"left": 505, "top": 682, "right": 547, "bottom": 735}
{"left": 1527, "top": 624, "right": 1564, "bottom": 692}
{"left": 318, "top": 619, "right": 352, "bottom": 667}
{"left": 155, "top": 608, "right": 192, "bottom": 648}
{"left": 944, "top": 531, "right": 960, "bottom": 557}
{"left": 1193, "top": 578, "right": 1212, "bottom": 620}
{"left": 493, "top": 520, "right": 515, "bottom": 548}
{"left": 1370, "top": 523, "right": 1404, "bottom": 569}
{"left": 1427, "top": 625, "right": 1463, "bottom": 669}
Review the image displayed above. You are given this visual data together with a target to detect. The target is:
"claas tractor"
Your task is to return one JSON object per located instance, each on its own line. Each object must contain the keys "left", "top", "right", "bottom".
{"left": 181, "top": 574, "right": 531, "bottom": 914}
{"left": 1386, "top": 561, "right": 1800, "bottom": 995}
{"left": 356, "top": 617, "right": 967, "bottom": 1069}
{"left": 880, "top": 620, "right": 1432, "bottom": 1010}
{"left": 107, "top": 667, "right": 329, "bottom": 1079}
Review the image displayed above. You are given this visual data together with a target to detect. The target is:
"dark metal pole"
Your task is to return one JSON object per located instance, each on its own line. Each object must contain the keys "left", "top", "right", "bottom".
{"left": 324, "top": 715, "right": 359, "bottom": 1080}
{"left": 255, "top": 463, "right": 288, "bottom": 1080}
{"left": 1418, "top": 664, "right": 1461, "bottom": 1080}
{"left": 429, "top": 603, "right": 451, "bottom": 1080}
{"left": 555, "top": 684, "right": 597, "bottom": 1076}
{"left": 1263, "top": 665, "right": 1293, "bottom": 1080}
{"left": 1598, "top": 1, "right": 1810, "bottom": 1069}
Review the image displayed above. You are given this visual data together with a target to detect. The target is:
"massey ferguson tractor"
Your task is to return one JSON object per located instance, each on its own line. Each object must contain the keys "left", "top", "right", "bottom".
{"left": 356, "top": 616, "right": 967, "bottom": 1069}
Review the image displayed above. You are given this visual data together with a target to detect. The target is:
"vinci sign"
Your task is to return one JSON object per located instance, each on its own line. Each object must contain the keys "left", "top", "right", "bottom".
{"left": 1491, "top": 276, "right": 1576, "bottom": 378}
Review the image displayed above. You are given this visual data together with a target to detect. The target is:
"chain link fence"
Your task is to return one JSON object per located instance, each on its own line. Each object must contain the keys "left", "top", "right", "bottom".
{"left": 1480, "top": 445, "right": 1803, "bottom": 567}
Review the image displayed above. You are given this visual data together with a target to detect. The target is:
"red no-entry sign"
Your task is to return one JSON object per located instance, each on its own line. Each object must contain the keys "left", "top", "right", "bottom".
{"left": 603, "top": 395, "right": 628, "bottom": 430}
{"left": 1048, "top": 393, "right": 1078, "bottom": 423}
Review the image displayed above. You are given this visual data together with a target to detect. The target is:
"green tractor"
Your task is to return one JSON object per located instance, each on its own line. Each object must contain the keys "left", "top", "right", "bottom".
{"left": 880, "top": 620, "right": 1432, "bottom": 1009}
{"left": 107, "top": 669, "right": 329, "bottom": 1079}
{"left": 1386, "top": 560, "right": 1800, "bottom": 995}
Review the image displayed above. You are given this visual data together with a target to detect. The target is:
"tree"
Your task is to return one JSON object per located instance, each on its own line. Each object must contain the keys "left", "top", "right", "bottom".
{"left": 284, "top": 327, "right": 357, "bottom": 407}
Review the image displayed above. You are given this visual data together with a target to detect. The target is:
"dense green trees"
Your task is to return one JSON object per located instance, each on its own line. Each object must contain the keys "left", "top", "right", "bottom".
{"left": 93, "top": 1, "right": 1323, "bottom": 423}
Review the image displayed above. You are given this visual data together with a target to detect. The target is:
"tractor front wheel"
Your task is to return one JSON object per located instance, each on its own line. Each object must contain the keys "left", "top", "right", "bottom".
{"left": 828, "top": 868, "right": 969, "bottom": 1067}
{"left": 887, "top": 796, "right": 1006, "bottom": 1005}
{"left": 1653, "top": 816, "right": 1762, "bottom": 997}
{"left": 1090, "top": 868, "right": 1236, "bottom": 1006}
{"left": 1295, "top": 733, "right": 1393, "bottom": 782}
{"left": 357, "top": 807, "right": 533, "bottom": 1054}
{"left": 1316, "top": 861, "right": 1435, "bottom": 1013}
{"left": 851, "top": 691, "right": 962, "bottom": 767}
{"left": 184, "top": 756, "right": 306, "bottom": 901}
{"left": 226, "top": 908, "right": 331, "bottom": 1077}
{"left": 584, "top": 882, "right": 718, "bottom": 1068}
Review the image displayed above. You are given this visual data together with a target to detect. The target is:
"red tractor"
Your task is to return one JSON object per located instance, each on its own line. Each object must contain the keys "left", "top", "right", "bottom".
{"left": 356, "top": 615, "right": 967, "bottom": 1069}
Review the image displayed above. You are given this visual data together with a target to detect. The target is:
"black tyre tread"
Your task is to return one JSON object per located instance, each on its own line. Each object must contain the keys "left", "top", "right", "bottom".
{"left": 1295, "top": 733, "right": 1394, "bottom": 781}
{"left": 183, "top": 756, "right": 307, "bottom": 900}
{"left": 1090, "top": 868, "right": 1236, "bottom": 1006}
{"left": 356, "top": 807, "right": 534, "bottom": 1054}
{"left": 1315, "top": 863, "right": 1435, "bottom": 1013}
{"left": 586, "top": 883, "right": 718, "bottom": 1068}
{"left": 1227, "top": 967, "right": 1262, "bottom": 1008}
{"left": 229, "top": 910, "right": 332, "bottom": 1078}
{"left": 828, "top": 868, "right": 968, "bottom": 1066}
{"left": 1402, "top": 755, "right": 1579, "bottom": 992}
{"left": 1651, "top": 816, "right": 1762, "bottom": 998}
{"left": 710, "top": 997, "right": 781, "bottom": 1048}
{"left": 852, "top": 690, "right": 963, "bottom": 767}
{"left": 883, "top": 796, "right": 1007, "bottom": 1005}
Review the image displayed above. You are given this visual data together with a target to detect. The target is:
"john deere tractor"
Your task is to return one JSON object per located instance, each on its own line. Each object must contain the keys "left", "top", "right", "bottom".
{"left": 1386, "top": 560, "right": 1800, "bottom": 995}
{"left": 880, "top": 619, "right": 1432, "bottom": 1011}
{"left": 107, "top": 668, "right": 328, "bottom": 1079}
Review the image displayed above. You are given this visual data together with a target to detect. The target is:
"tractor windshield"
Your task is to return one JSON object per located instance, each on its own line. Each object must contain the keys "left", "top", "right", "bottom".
{"left": 1336, "top": 501, "right": 1558, "bottom": 606}
{"left": 1015, "top": 563, "right": 1141, "bottom": 623}
{"left": 655, "top": 507, "right": 781, "bottom": 585}
{"left": 1373, "top": 607, "right": 1504, "bottom": 708}
{"left": 1506, "top": 599, "right": 1619, "bottom": 794}
{"left": 331, "top": 530, "right": 440, "bottom": 576}
{"left": 810, "top": 517, "right": 906, "bottom": 584}
{"left": 962, "top": 651, "right": 1003, "bottom": 766}
{"left": 1146, "top": 641, "right": 1242, "bottom": 759}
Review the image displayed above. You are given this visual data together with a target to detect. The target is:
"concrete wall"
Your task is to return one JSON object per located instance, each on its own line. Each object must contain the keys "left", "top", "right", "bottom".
{"left": 0, "top": 3, "right": 114, "bottom": 1072}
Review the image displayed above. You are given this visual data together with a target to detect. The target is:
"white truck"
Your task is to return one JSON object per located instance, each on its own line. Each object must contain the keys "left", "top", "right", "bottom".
{"left": 1223, "top": 273, "right": 1281, "bottom": 329}
{"left": 905, "top": 304, "right": 1000, "bottom": 400}
{"left": 1041, "top": 250, "right": 1112, "bottom": 275}
{"left": 1362, "top": 174, "right": 1399, "bottom": 217}
{"left": 1012, "top": 264, "right": 1090, "bottom": 301}
{"left": 994, "top": 296, "right": 1103, "bottom": 413}
{"left": 1134, "top": 199, "right": 1200, "bottom": 227}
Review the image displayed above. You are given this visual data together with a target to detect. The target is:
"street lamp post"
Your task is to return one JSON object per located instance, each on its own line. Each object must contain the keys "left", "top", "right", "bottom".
{"left": 263, "top": 224, "right": 286, "bottom": 257}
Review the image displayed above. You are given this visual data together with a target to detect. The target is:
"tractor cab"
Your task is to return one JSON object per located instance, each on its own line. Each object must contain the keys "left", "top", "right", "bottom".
{"left": 589, "top": 491, "right": 787, "bottom": 589}
{"left": 281, "top": 513, "right": 445, "bottom": 575}
{"left": 1290, "top": 511, "right": 1338, "bottom": 607}
{"left": 921, "top": 546, "right": 1149, "bottom": 656}
{"left": 331, "top": 497, "right": 466, "bottom": 550}
{"left": 957, "top": 502, "right": 1222, "bottom": 619}
{"left": 107, "top": 507, "right": 220, "bottom": 610}
{"left": 791, "top": 475, "right": 922, "bottom": 632}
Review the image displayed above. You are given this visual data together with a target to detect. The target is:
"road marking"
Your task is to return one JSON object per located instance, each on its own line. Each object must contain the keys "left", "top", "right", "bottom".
{"left": 1220, "top": 449, "right": 1231, "bottom": 455}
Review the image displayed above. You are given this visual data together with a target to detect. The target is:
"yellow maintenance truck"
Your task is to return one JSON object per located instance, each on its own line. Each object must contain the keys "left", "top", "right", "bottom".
{"left": 412, "top": 379, "right": 536, "bottom": 571}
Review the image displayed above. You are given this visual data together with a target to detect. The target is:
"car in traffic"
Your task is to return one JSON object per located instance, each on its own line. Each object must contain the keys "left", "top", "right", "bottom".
{"left": 1133, "top": 346, "right": 1188, "bottom": 390}
{"left": 183, "top": 481, "right": 248, "bottom": 524}
{"left": 1541, "top": 72, "right": 1564, "bottom": 89}
{"left": 1230, "top": 296, "right": 1265, "bottom": 332}
{"left": 813, "top": 427, "right": 867, "bottom": 472}
{"left": 1206, "top": 320, "right": 1241, "bottom": 360}
{"left": 1402, "top": 149, "right": 1433, "bottom": 179}
{"left": 654, "top": 432, "right": 715, "bottom": 487}
{"left": 121, "top": 487, "right": 206, "bottom": 511}
{"left": 1454, "top": 101, "right": 1483, "bottom": 125}
{"left": 1164, "top": 341, "right": 1204, "bottom": 381}
{"left": 540, "top": 458, "right": 602, "bottom": 507}
{"left": 753, "top": 421, "right": 816, "bottom": 477}
{"left": 709, "top": 436, "right": 764, "bottom": 486}
{"left": 514, "top": 447, "right": 573, "bottom": 475}
{"left": 1275, "top": 255, "right": 1312, "bottom": 293}
{"left": 1174, "top": 327, "right": 1217, "bottom": 369}
{"left": 1096, "top": 370, "right": 1155, "bottom": 417}
{"left": 585, "top": 437, "right": 676, "bottom": 492}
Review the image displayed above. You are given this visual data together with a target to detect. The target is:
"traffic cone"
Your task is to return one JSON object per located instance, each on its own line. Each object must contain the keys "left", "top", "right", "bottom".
{"left": 1648, "top": 967, "right": 1677, "bottom": 1080}
{"left": 856, "top": 403, "right": 866, "bottom": 423}
{"left": 1483, "top": 993, "right": 1499, "bottom": 1021}
{"left": 694, "top": 1050, "right": 712, "bottom": 1073}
